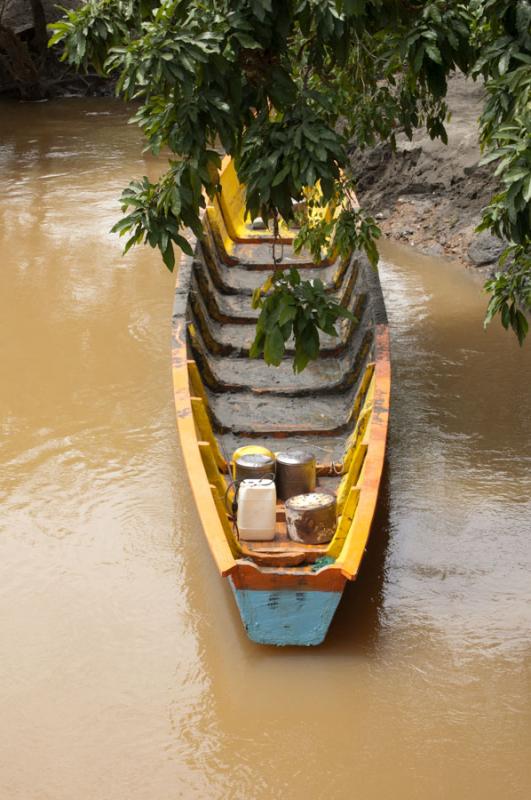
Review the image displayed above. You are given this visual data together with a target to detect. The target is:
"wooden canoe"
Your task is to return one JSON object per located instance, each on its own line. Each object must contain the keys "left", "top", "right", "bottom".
{"left": 171, "top": 159, "right": 390, "bottom": 646}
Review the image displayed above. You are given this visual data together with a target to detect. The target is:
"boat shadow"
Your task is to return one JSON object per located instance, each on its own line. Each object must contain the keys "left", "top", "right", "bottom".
{"left": 322, "top": 458, "right": 391, "bottom": 654}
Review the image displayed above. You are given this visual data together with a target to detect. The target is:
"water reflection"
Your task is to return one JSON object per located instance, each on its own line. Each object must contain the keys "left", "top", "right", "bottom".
{"left": 377, "top": 241, "right": 531, "bottom": 661}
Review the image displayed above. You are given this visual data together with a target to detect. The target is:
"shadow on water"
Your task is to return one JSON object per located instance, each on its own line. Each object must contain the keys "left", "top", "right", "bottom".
{"left": 324, "top": 458, "right": 391, "bottom": 654}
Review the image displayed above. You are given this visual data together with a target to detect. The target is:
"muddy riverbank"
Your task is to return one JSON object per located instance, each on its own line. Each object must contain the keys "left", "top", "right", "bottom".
{"left": 350, "top": 73, "right": 502, "bottom": 274}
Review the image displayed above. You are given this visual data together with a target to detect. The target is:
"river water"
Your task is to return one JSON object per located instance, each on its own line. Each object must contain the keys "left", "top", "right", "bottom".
{"left": 0, "top": 100, "right": 530, "bottom": 800}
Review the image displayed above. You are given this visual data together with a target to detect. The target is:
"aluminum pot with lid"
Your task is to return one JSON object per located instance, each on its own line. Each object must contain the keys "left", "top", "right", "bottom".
{"left": 276, "top": 449, "right": 316, "bottom": 501}
{"left": 234, "top": 452, "right": 276, "bottom": 482}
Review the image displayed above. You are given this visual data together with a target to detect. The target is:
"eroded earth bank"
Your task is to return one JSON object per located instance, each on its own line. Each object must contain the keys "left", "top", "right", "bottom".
{"left": 351, "top": 73, "right": 503, "bottom": 274}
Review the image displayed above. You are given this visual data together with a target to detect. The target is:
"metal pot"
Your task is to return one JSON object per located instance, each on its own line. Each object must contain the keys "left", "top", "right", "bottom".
{"left": 276, "top": 449, "right": 316, "bottom": 501}
{"left": 285, "top": 492, "right": 337, "bottom": 544}
{"left": 234, "top": 452, "right": 276, "bottom": 482}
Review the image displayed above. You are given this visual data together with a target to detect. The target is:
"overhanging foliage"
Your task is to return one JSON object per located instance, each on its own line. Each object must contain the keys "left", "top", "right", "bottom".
{"left": 49, "top": 0, "right": 531, "bottom": 366}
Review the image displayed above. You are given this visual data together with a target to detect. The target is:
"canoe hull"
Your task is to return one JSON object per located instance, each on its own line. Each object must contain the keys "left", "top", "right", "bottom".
{"left": 230, "top": 579, "right": 343, "bottom": 646}
{"left": 171, "top": 158, "right": 391, "bottom": 646}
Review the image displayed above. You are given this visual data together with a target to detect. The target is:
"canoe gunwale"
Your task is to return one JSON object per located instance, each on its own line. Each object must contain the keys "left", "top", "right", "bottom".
{"left": 336, "top": 321, "right": 390, "bottom": 580}
{"left": 172, "top": 243, "right": 237, "bottom": 578}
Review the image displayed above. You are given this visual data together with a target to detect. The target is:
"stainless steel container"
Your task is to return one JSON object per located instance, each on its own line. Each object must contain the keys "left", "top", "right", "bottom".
{"left": 276, "top": 449, "right": 316, "bottom": 501}
{"left": 234, "top": 452, "right": 276, "bottom": 482}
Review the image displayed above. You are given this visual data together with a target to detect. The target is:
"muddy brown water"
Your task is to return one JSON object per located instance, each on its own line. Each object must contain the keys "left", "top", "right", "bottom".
{"left": 1, "top": 100, "right": 530, "bottom": 800}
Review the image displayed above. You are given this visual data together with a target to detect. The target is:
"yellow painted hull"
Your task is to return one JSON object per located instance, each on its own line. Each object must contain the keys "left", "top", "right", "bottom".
{"left": 171, "top": 159, "right": 390, "bottom": 645}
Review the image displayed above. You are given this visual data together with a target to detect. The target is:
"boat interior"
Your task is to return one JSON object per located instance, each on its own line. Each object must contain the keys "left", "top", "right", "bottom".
{"left": 182, "top": 159, "right": 387, "bottom": 570}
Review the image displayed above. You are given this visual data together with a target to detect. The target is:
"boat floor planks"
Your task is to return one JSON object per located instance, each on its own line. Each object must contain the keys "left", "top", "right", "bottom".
{"left": 172, "top": 157, "right": 390, "bottom": 646}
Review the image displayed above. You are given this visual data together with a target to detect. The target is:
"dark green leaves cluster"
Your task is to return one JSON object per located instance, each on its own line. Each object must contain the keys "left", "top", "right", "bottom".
{"left": 470, "top": 0, "right": 531, "bottom": 341}
{"left": 238, "top": 105, "right": 345, "bottom": 224}
{"left": 250, "top": 269, "right": 356, "bottom": 373}
{"left": 109, "top": 26, "right": 223, "bottom": 101}
{"left": 49, "top": 0, "right": 530, "bottom": 359}
{"left": 479, "top": 117, "right": 531, "bottom": 246}
{"left": 111, "top": 156, "right": 219, "bottom": 270}
{"left": 473, "top": 1, "right": 531, "bottom": 247}
{"left": 48, "top": 0, "right": 146, "bottom": 73}
{"left": 485, "top": 246, "right": 531, "bottom": 344}
{"left": 315, "top": 2, "right": 474, "bottom": 150}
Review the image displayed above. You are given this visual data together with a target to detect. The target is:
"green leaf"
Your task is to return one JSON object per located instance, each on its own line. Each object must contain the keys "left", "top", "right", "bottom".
{"left": 264, "top": 326, "right": 285, "bottom": 366}
{"left": 514, "top": 310, "right": 529, "bottom": 345}
{"left": 162, "top": 241, "right": 175, "bottom": 271}
{"left": 425, "top": 45, "right": 442, "bottom": 65}
{"left": 234, "top": 32, "right": 261, "bottom": 49}
{"left": 278, "top": 298, "right": 296, "bottom": 326}
{"left": 174, "top": 235, "right": 194, "bottom": 257}
{"left": 272, "top": 165, "right": 291, "bottom": 187}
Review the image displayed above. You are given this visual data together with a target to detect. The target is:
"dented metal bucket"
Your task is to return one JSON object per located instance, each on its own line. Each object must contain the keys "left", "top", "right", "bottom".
{"left": 285, "top": 492, "right": 337, "bottom": 544}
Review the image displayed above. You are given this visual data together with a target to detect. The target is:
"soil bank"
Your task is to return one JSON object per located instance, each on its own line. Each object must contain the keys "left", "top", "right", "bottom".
{"left": 350, "top": 72, "right": 502, "bottom": 274}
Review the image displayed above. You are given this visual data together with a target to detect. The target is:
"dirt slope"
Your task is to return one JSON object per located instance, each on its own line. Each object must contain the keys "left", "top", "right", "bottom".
{"left": 350, "top": 72, "right": 503, "bottom": 271}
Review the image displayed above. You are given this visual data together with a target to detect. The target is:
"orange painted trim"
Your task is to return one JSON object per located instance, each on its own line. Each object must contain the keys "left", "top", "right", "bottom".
{"left": 231, "top": 562, "right": 346, "bottom": 592}
{"left": 336, "top": 324, "right": 391, "bottom": 580}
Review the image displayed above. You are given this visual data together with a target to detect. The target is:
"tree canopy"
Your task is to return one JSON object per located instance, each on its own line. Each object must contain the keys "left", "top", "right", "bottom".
{"left": 50, "top": 0, "right": 531, "bottom": 365}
